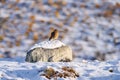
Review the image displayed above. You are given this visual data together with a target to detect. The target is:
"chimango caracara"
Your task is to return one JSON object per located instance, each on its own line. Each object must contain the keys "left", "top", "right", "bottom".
{"left": 49, "top": 29, "right": 59, "bottom": 40}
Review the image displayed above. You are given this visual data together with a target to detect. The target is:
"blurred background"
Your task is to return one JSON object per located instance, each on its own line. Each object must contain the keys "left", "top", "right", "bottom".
{"left": 0, "top": 0, "right": 120, "bottom": 61}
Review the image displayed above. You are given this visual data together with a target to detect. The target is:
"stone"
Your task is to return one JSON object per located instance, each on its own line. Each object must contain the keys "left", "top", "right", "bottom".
{"left": 25, "top": 45, "right": 72, "bottom": 62}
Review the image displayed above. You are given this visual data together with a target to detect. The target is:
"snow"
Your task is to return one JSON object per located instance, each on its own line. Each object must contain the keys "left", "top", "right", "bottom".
{"left": 0, "top": 0, "right": 120, "bottom": 79}
{"left": 0, "top": 59, "right": 120, "bottom": 80}
{"left": 30, "top": 40, "right": 65, "bottom": 50}
{"left": 0, "top": 0, "right": 120, "bottom": 61}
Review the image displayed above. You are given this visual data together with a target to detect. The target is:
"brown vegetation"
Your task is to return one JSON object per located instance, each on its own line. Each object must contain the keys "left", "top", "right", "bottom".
{"left": 40, "top": 66, "right": 79, "bottom": 79}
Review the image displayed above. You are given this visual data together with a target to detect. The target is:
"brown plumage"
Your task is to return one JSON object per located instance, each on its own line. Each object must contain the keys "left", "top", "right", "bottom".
{"left": 49, "top": 29, "right": 59, "bottom": 40}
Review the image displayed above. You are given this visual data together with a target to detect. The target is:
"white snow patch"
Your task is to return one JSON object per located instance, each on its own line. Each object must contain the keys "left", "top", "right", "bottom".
{"left": 30, "top": 40, "right": 65, "bottom": 50}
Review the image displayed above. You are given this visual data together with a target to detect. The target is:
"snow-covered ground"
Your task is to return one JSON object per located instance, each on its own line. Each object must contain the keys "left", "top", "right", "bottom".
{"left": 0, "top": 0, "right": 120, "bottom": 79}
{"left": 0, "top": 58, "right": 120, "bottom": 80}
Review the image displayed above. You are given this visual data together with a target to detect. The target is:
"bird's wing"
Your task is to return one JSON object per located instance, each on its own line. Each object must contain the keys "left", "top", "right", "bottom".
{"left": 49, "top": 32, "right": 55, "bottom": 40}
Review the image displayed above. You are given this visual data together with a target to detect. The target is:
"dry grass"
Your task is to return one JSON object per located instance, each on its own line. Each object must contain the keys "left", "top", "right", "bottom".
{"left": 103, "top": 10, "right": 113, "bottom": 17}
{"left": 55, "top": 10, "right": 60, "bottom": 18}
{"left": 40, "top": 66, "right": 79, "bottom": 79}
{"left": 15, "top": 40, "right": 21, "bottom": 46}
{"left": 33, "top": 32, "right": 39, "bottom": 41}
{"left": 0, "top": 35, "right": 4, "bottom": 42}
{"left": 95, "top": 3, "right": 100, "bottom": 8}
{"left": 0, "top": 0, "right": 6, "bottom": 4}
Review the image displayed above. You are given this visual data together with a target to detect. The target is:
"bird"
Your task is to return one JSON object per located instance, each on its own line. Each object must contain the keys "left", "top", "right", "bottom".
{"left": 49, "top": 29, "right": 59, "bottom": 40}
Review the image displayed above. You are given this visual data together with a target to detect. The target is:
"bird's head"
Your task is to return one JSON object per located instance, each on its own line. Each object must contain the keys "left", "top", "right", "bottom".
{"left": 54, "top": 29, "right": 58, "bottom": 32}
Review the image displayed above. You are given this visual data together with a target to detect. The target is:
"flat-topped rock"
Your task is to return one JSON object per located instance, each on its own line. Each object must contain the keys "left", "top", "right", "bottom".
{"left": 25, "top": 40, "right": 72, "bottom": 62}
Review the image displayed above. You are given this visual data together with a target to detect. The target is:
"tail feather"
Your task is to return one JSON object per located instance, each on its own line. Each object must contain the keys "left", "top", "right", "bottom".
{"left": 49, "top": 36, "right": 52, "bottom": 40}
